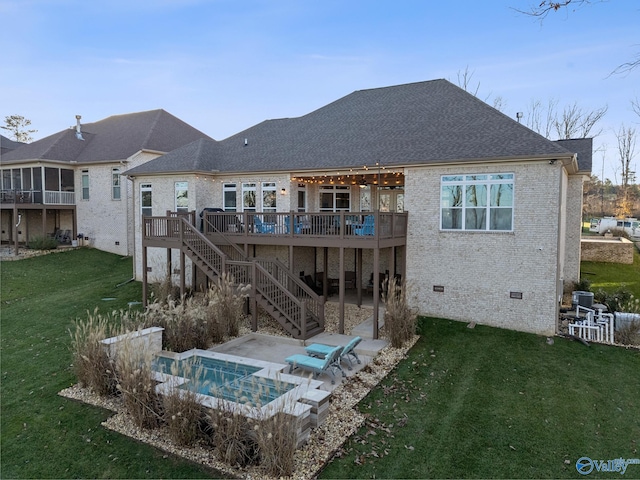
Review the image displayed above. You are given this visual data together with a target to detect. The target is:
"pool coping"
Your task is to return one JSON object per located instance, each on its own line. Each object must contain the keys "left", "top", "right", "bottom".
{"left": 152, "top": 348, "right": 323, "bottom": 421}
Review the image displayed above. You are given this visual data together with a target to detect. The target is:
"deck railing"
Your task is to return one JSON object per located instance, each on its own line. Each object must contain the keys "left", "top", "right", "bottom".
{"left": 201, "top": 211, "right": 408, "bottom": 240}
{"left": 254, "top": 257, "right": 324, "bottom": 326}
{"left": 0, "top": 189, "right": 75, "bottom": 205}
{"left": 143, "top": 216, "right": 325, "bottom": 339}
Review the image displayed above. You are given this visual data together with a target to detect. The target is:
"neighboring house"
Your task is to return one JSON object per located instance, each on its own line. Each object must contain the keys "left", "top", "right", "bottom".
{"left": 124, "top": 79, "right": 592, "bottom": 338}
{"left": 0, "top": 110, "right": 212, "bottom": 256}
{"left": 0, "top": 134, "right": 26, "bottom": 156}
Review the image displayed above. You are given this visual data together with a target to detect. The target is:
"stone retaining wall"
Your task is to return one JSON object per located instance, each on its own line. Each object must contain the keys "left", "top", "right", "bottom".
{"left": 580, "top": 237, "right": 635, "bottom": 264}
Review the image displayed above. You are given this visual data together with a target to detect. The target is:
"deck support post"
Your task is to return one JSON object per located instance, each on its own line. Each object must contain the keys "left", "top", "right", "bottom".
{"left": 180, "top": 249, "right": 186, "bottom": 298}
{"left": 13, "top": 203, "right": 18, "bottom": 255}
{"left": 373, "top": 246, "right": 380, "bottom": 339}
{"left": 142, "top": 245, "right": 148, "bottom": 307}
{"left": 323, "top": 247, "right": 329, "bottom": 299}
{"left": 339, "top": 246, "right": 345, "bottom": 334}
{"left": 166, "top": 248, "right": 171, "bottom": 279}
{"left": 251, "top": 262, "right": 258, "bottom": 331}
{"left": 356, "top": 248, "right": 363, "bottom": 307}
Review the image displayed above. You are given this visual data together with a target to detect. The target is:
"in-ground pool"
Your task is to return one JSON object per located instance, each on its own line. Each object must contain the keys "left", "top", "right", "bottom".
{"left": 153, "top": 351, "right": 297, "bottom": 406}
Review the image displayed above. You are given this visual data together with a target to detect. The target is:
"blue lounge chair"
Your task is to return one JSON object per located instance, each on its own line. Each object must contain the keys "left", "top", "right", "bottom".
{"left": 285, "top": 216, "right": 302, "bottom": 234}
{"left": 254, "top": 216, "right": 275, "bottom": 233}
{"left": 353, "top": 215, "right": 374, "bottom": 235}
{"left": 285, "top": 345, "right": 345, "bottom": 384}
{"left": 305, "top": 336, "right": 362, "bottom": 370}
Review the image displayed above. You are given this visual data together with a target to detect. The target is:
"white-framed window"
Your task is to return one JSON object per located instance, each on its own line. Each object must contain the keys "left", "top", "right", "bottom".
{"left": 175, "top": 181, "right": 188, "bottom": 212}
{"left": 242, "top": 183, "right": 256, "bottom": 212}
{"left": 319, "top": 185, "right": 350, "bottom": 212}
{"left": 223, "top": 183, "right": 237, "bottom": 212}
{"left": 441, "top": 173, "right": 514, "bottom": 231}
{"left": 81, "top": 170, "right": 89, "bottom": 200}
{"left": 141, "top": 183, "right": 152, "bottom": 217}
{"left": 297, "top": 183, "right": 306, "bottom": 212}
{"left": 112, "top": 168, "right": 121, "bottom": 200}
{"left": 262, "top": 182, "right": 276, "bottom": 212}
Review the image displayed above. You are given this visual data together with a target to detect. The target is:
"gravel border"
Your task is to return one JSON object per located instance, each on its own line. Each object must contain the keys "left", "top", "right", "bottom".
{"left": 59, "top": 304, "right": 418, "bottom": 479}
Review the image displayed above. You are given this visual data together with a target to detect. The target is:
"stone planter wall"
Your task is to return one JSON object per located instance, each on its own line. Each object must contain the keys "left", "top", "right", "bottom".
{"left": 101, "top": 326, "right": 164, "bottom": 358}
{"left": 580, "top": 237, "right": 635, "bottom": 264}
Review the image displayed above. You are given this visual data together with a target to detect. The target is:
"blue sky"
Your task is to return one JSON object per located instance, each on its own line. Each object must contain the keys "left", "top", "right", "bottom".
{"left": 1, "top": 0, "right": 638, "bottom": 182}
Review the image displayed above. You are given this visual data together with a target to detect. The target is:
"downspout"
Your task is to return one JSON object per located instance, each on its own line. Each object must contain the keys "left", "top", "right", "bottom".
{"left": 13, "top": 208, "right": 21, "bottom": 255}
{"left": 554, "top": 154, "right": 575, "bottom": 331}
{"left": 117, "top": 174, "right": 136, "bottom": 288}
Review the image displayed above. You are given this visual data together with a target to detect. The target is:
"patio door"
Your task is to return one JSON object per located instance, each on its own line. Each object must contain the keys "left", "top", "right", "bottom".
{"left": 378, "top": 188, "right": 404, "bottom": 212}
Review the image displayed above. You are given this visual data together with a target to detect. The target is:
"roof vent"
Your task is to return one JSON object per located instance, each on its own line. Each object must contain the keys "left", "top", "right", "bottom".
{"left": 244, "top": 138, "right": 248, "bottom": 146}
{"left": 75, "top": 115, "right": 84, "bottom": 141}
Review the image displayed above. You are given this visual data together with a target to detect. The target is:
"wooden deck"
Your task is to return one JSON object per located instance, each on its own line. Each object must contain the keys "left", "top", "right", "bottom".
{"left": 143, "top": 211, "right": 407, "bottom": 249}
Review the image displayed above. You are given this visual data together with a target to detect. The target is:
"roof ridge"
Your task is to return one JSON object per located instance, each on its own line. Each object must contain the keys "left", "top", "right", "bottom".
{"left": 142, "top": 109, "right": 164, "bottom": 148}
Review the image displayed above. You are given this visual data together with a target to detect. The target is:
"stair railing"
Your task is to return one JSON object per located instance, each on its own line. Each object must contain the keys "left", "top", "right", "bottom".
{"left": 179, "top": 218, "right": 227, "bottom": 277}
{"left": 175, "top": 215, "right": 324, "bottom": 339}
{"left": 254, "top": 257, "right": 324, "bottom": 329}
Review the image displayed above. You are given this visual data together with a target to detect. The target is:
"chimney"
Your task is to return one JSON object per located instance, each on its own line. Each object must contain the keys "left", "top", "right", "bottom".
{"left": 75, "top": 115, "right": 84, "bottom": 141}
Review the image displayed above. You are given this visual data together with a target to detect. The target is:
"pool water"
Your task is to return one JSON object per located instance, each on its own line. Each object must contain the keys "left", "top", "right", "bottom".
{"left": 153, "top": 354, "right": 295, "bottom": 406}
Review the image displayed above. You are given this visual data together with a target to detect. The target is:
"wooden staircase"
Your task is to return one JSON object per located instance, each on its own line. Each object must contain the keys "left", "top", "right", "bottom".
{"left": 178, "top": 218, "right": 324, "bottom": 340}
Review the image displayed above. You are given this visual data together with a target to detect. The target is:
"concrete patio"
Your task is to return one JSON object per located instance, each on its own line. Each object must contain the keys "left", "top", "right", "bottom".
{"left": 209, "top": 311, "right": 388, "bottom": 392}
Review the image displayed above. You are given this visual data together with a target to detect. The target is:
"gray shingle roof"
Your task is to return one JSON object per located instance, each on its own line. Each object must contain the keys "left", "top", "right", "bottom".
{"left": 555, "top": 138, "right": 593, "bottom": 173}
{"left": 0, "top": 134, "right": 26, "bottom": 156}
{"left": 0, "top": 109, "right": 212, "bottom": 165}
{"left": 125, "top": 79, "right": 579, "bottom": 177}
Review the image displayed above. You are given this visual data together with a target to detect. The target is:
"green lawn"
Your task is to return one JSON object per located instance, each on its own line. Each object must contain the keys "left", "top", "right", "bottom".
{"left": 2, "top": 249, "right": 639, "bottom": 479}
{"left": 0, "top": 249, "right": 224, "bottom": 479}
{"left": 319, "top": 318, "right": 640, "bottom": 479}
{"left": 581, "top": 249, "right": 640, "bottom": 298}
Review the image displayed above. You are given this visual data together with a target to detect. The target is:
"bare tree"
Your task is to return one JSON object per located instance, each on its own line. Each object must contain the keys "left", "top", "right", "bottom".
{"left": 615, "top": 124, "right": 638, "bottom": 217}
{"left": 492, "top": 95, "right": 508, "bottom": 113}
{"left": 524, "top": 99, "right": 607, "bottom": 139}
{"left": 1, "top": 115, "right": 37, "bottom": 143}
{"left": 616, "top": 124, "right": 637, "bottom": 188}
{"left": 515, "top": 1, "right": 639, "bottom": 74}
{"left": 525, "top": 98, "right": 558, "bottom": 138}
{"left": 453, "top": 65, "right": 480, "bottom": 97}
{"left": 515, "top": 1, "right": 599, "bottom": 19}
{"left": 555, "top": 102, "right": 608, "bottom": 139}
{"left": 632, "top": 97, "right": 640, "bottom": 121}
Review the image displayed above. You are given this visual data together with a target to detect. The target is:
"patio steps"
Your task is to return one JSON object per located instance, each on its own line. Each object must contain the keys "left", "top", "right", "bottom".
{"left": 178, "top": 218, "right": 324, "bottom": 340}
{"left": 255, "top": 292, "right": 323, "bottom": 339}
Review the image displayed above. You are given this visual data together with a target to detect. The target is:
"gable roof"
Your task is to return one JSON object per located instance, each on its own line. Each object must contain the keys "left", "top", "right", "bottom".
{"left": 125, "top": 79, "right": 577, "bottom": 177}
{"left": 0, "top": 134, "right": 26, "bottom": 156}
{"left": 555, "top": 138, "right": 593, "bottom": 173}
{"left": 0, "top": 109, "right": 213, "bottom": 165}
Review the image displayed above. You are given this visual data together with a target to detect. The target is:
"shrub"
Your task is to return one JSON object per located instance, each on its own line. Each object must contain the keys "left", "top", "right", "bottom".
{"left": 609, "top": 228, "right": 630, "bottom": 239}
{"left": 138, "top": 274, "right": 249, "bottom": 352}
{"left": 163, "top": 361, "right": 206, "bottom": 446}
{"left": 573, "top": 277, "right": 592, "bottom": 292}
{"left": 27, "top": 235, "right": 58, "bottom": 250}
{"left": 204, "top": 273, "right": 250, "bottom": 338}
{"left": 383, "top": 277, "right": 417, "bottom": 348}
{"left": 207, "top": 407, "right": 259, "bottom": 467}
{"left": 594, "top": 287, "right": 633, "bottom": 313}
{"left": 255, "top": 411, "right": 297, "bottom": 477}
{"left": 70, "top": 310, "right": 118, "bottom": 396}
{"left": 615, "top": 295, "right": 640, "bottom": 346}
{"left": 616, "top": 320, "right": 640, "bottom": 346}
{"left": 151, "top": 275, "right": 180, "bottom": 305}
{"left": 114, "top": 335, "right": 162, "bottom": 429}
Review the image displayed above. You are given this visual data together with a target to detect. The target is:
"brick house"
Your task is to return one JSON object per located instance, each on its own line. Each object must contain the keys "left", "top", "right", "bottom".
{"left": 0, "top": 110, "right": 211, "bottom": 256}
{"left": 122, "top": 79, "right": 592, "bottom": 338}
